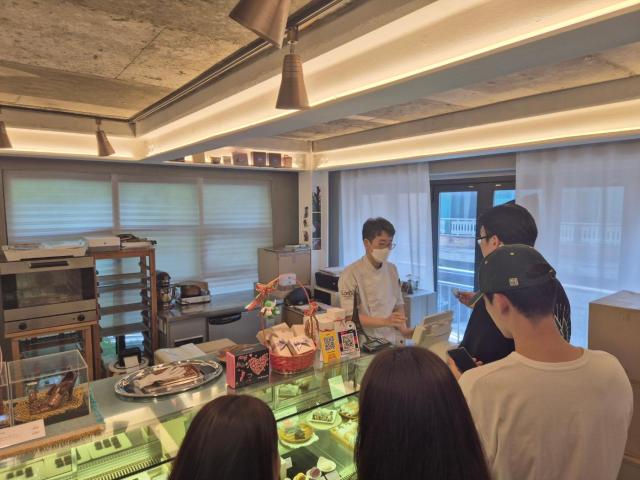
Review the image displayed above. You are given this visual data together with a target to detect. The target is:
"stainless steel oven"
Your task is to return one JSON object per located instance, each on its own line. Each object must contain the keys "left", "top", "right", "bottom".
{"left": 0, "top": 257, "right": 98, "bottom": 334}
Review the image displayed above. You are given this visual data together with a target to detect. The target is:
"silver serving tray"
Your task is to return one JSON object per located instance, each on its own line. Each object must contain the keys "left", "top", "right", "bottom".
{"left": 114, "top": 359, "right": 223, "bottom": 398}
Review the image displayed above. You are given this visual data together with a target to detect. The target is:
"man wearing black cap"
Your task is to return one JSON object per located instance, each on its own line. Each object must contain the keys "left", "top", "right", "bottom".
{"left": 456, "top": 244, "right": 632, "bottom": 480}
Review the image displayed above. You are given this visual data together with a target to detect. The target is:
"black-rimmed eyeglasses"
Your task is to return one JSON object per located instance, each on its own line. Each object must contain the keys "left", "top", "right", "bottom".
{"left": 476, "top": 235, "right": 490, "bottom": 245}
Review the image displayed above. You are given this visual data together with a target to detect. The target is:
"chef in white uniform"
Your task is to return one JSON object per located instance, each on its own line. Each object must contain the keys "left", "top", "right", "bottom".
{"left": 339, "top": 217, "right": 411, "bottom": 345}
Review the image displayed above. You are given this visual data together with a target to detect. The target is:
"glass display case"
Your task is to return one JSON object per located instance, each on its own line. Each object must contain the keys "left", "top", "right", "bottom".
{"left": 276, "top": 396, "right": 360, "bottom": 479}
{"left": 0, "top": 363, "right": 11, "bottom": 429}
{"left": 7, "top": 350, "right": 90, "bottom": 427}
{"left": 0, "top": 353, "right": 372, "bottom": 479}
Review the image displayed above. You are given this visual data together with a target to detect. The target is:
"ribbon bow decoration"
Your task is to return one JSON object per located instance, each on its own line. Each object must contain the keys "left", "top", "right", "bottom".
{"left": 245, "top": 278, "right": 278, "bottom": 312}
{"left": 246, "top": 277, "right": 319, "bottom": 340}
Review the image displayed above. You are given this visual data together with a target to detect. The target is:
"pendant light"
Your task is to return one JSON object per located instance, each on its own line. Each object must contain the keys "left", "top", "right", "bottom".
{"left": 95, "top": 119, "right": 115, "bottom": 157}
{"left": 0, "top": 108, "right": 12, "bottom": 149}
{"left": 230, "top": 0, "right": 291, "bottom": 48}
{"left": 276, "top": 28, "right": 309, "bottom": 110}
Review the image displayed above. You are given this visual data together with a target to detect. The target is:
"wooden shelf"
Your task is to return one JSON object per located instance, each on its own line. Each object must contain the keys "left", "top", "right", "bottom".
{"left": 93, "top": 247, "right": 158, "bottom": 377}
{"left": 166, "top": 161, "right": 302, "bottom": 172}
{"left": 101, "top": 321, "right": 149, "bottom": 338}
{"left": 98, "top": 272, "right": 149, "bottom": 283}
{"left": 100, "top": 302, "right": 148, "bottom": 316}
{"left": 92, "top": 247, "right": 155, "bottom": 260}
{"left": 98, "top": 282, "right": 146, "bottom": 294}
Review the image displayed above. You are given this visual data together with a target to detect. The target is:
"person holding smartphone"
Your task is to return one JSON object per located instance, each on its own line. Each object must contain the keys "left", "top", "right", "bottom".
{"left": 457, "top": 203, "right": 571, "bottom": 364}
{"left": 339, "top": 217, "right": 412, "bottom": 345}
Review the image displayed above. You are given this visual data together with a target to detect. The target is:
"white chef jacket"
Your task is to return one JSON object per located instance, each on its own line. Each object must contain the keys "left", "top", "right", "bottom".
{"left": 338, "top": 256, "right": 404, "bottom": 345}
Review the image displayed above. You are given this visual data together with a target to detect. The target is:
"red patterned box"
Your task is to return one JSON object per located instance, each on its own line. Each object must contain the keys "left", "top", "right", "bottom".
{"left": 226, "top": 344, "right": 270, "bottom": 388}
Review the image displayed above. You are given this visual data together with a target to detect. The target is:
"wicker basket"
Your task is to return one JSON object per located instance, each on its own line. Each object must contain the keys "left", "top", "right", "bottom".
{"left": 270, "top": 349, "right": 316, "bottom": 375}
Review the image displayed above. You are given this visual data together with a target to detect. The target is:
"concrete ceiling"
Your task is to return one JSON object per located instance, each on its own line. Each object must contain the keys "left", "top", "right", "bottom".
{"left": 0, "top": 0, "right": 314, "bottom": 118}
{"left": 275, "top": 40, "right": 640, "bottom": 142}
{"left": 2, "top": 0, "right": 640, "bottom": 166}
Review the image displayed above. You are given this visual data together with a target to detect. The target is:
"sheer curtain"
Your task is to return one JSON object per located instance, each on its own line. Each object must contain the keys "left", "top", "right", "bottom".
{"left": 339, "top": 163, "right": 434, "bottom": 292}
{"left": 516, "top": 141, "right": 640, "bottom": 346}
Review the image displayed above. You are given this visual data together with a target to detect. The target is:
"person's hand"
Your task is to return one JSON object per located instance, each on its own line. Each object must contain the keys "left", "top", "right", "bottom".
{"left": 387, "top": 311, "right": 407, "bottom": 328}
{"left": 447, "top": 356, "right": 462, "bottom": 380}
{"left": 448, "top": 355, "right": 484, "bottom": 381}
{"left": 397, "top": 325, "right": 414, "bottom": 339}
{"left": 455, "top": 290, "right": 477, "bottom": 308}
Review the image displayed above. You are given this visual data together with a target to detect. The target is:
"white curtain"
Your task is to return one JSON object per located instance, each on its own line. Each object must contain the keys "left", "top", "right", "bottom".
{"left": 516, "top": 141, "right": 640, "bottom": 347}
{"left": 339, "top": 163, "right": 434, "bottom": 293}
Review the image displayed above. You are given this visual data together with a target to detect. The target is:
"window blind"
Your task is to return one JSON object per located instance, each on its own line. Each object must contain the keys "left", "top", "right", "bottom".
{"left": 4, "top": 171, "right": 113, "bottom": 242}
{"left": 117, "top": 178, "right": 201, "bottom": 282}
{"left": 4, "top": 172, "right": 275, "bottom": 294}
{"left": 202, "top": 181, "right": 273, "bottom": 293}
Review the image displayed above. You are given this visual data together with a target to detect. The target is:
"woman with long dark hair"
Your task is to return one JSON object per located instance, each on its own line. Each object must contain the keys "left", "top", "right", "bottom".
{"left": 169, "top": 395, "right": 279, "bottom": 480}
{"left": 355, "top": 347, "right": 490, "bottom": 480}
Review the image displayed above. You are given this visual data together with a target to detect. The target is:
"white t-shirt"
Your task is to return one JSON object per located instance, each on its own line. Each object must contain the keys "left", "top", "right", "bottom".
{"left": 338, "top": 256, "right": 404, "bottom": 345}
{"left": 459, "top": 350, "right": 633, "bottom": 480}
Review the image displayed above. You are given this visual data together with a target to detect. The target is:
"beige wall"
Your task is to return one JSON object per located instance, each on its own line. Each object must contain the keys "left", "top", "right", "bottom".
{"left": 0, "top": 157, "right": 299, "bottom": 247}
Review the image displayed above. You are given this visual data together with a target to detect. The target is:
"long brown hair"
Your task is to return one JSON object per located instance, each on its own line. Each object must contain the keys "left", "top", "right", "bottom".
{"left": 169, "top": 395, "right": 278, "bottom": 480}
{"left": 355, "top": 347, "right": 490, "bottom": 480}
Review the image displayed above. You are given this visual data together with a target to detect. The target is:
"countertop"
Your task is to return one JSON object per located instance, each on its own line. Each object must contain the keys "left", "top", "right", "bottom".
{"left": 91, "top": 352, "right": 370, "bottom": 435}
{"left": 158, "top": 290, "right": 257, "bottom": 320}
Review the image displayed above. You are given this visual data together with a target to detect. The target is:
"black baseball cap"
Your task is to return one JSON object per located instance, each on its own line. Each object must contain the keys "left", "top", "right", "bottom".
{"left": 478, "top": 244, "right": 556, "bottom": 295}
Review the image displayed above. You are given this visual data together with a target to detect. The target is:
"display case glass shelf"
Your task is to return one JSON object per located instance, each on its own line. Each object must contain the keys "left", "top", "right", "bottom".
{"left": 0, "top": 353, "right": 372, "bottom": 479}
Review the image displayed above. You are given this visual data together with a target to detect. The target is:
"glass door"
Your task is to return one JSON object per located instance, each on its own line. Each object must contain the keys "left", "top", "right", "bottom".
{"left": 432, "top": 179, "right": 515, "bottom": 341}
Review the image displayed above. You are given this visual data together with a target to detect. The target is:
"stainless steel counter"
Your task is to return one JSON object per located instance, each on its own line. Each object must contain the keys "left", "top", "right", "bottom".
{"left": 158, "top": 290, "right": 283, "bottom": 346}
{"left": 158, "top": 290, "right": 257, "bottom": 321}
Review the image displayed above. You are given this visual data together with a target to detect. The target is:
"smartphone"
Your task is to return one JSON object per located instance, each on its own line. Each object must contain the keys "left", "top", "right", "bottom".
{"left": 447, "top": 347, "right": 477, "bottom": 373}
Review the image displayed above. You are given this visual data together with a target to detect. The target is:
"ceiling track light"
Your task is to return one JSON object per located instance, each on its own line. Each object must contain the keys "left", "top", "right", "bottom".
{"left": 95, "top": 119, "right": 115, "bottom": 157}
{"left": 0, "top": 108, "right": 12, "bottom": 149}
{"left": 276, "top": 28, "right": 310, "bottom": 110}
{"left": 230, "top": 0, "right": 291, "bottom": 48}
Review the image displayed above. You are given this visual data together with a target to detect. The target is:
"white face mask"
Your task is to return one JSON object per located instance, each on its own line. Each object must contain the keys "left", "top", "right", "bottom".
{"left": 371, "top": 248, "right": 391, "bottom": 263}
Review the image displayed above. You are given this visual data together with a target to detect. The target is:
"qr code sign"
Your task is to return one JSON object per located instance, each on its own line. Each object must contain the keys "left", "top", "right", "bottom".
{"left": 323, "top": 334, "right": 337, "bottom": 352}
{"left": 339, "top": 331, "right": 358, "bottom": 354}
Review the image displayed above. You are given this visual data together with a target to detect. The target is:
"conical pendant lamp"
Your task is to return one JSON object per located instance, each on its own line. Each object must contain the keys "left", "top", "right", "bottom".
{"left": 276, "top": 29, "right": 309, "bottom": 110}
{"left": 0, "top": 108, "right": 12, "bottom": 149}
{"left": 230, "top": 0, "right": 291, "bottom": 48}
{"left": 95, "top": 119, "right": 115, "bottom": 157}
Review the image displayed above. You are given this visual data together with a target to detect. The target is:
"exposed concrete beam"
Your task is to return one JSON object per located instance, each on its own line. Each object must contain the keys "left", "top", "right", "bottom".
{"left": 136, "top": 0, "right": 436, "bottom": 135}
{"left": 313, "top": 75, "right": 640, "bottom": 152}
{"left": 312, "top": 98, "right": 640, "bottom": 170}
{"left": 140, "top": 7, "right": 640, "bottom": 164}
{"left": 1, "top": 106, "right": 133, "bottom": 136}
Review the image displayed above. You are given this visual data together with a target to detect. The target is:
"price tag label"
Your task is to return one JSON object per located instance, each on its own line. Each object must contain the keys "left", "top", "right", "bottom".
{"left": 0, "top": 419, "right": 46, "bottom": 449}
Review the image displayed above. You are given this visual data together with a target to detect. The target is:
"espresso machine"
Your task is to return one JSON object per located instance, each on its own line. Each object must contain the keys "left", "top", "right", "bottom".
{"left": 156, "top": 271, "right": 175, "bottom": 310}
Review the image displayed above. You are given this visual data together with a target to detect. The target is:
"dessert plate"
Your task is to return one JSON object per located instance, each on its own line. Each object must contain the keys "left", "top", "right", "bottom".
{"left": 115, "top": 359, "right": 223, "bottom": 398}
{"left": 305, "top": 410, "right": 342, "bottom": 430}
